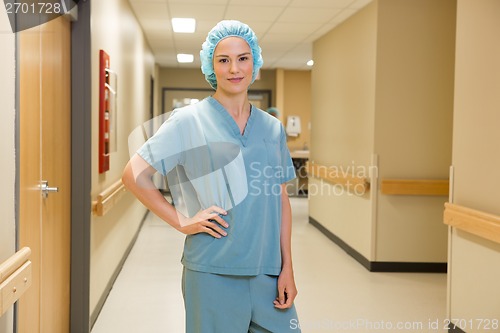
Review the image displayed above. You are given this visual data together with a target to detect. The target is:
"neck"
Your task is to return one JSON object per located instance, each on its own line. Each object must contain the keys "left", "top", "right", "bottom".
{"left": 212, "top": 91, "right": 250, "bottom": 117}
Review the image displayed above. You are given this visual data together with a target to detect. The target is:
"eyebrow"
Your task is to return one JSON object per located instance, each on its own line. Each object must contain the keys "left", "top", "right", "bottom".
{"left": 215, "top": 52, "right": 251, "bottom": 58}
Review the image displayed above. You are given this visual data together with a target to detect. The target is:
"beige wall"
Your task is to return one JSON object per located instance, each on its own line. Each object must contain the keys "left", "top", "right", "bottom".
{"left": 90, "top": 0, "right": 156, "bottom": 317}
{"left": 0, "top": 9, "right": 16, "bottom": 333}
{"left": 312, "top": 3, "right": 377, "bottom": 167}
{"left": 374, "top": 0, "right": 455, "bottom": 262}
{"left": 310, "top": 1, "right": 378, "bottom": 259}
{"left": 448, "top": 0, "right": 500, "bottom": 329}
{"left": 310, "top": 0, "right": 455, "bottom": 263}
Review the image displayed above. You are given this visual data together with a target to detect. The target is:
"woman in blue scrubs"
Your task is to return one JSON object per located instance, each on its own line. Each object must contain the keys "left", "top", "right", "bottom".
{"left": 122, "top": 20, "right": 301, "bottom": 333}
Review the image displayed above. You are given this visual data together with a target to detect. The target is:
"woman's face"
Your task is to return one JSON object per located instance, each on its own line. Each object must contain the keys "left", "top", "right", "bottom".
{"left": 213, "top": 37, "right": 254, "bottom": 95}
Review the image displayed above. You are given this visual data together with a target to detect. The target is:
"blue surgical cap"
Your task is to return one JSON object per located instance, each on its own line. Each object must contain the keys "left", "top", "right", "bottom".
{"left": 200, "top": 20, "right": 264, "bottom": 90}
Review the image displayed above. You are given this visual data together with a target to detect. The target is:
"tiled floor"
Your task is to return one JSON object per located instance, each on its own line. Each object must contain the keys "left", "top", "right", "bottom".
{"left": 91, "top": 197, "right": 447, "bottom": 333}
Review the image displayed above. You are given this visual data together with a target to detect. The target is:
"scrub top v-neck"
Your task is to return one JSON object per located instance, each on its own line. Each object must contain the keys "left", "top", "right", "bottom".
{"left": 137, "top": 96, "right": 296, "bottom": 276}
{"left": 210, "top": 96, "right": 255, "bottom": 146}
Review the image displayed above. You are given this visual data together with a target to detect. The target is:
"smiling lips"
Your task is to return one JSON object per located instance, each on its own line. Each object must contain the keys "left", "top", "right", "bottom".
{"left": 228, "top": 77, "right": 244, "bottom": 83}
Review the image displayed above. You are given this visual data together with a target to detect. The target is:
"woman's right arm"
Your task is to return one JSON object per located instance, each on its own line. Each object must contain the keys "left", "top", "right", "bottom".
{"left": 122, "top": 154, "right": 229, "bottom": 238}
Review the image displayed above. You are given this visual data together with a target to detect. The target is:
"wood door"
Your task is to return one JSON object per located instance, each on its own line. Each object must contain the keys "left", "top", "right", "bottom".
{"left": 18, "top": 16, "right": 71, "bottom": 333}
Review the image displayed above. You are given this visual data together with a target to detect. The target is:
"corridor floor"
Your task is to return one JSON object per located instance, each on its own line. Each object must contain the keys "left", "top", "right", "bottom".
{"left": 91, "top": 197, "right": 447, "bottom": 333}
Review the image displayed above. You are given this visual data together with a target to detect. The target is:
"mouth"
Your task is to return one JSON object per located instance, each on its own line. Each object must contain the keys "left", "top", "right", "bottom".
{"left": 228, "top": 77, "right": 244, "bottom": 83}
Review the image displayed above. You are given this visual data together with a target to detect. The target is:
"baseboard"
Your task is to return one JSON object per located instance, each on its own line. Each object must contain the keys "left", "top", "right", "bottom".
{"left": 370, "top": 261, "right": 447, "bottom": 273}
{"left": 90, "top": 210, "right": 150, "bottom": 328}
{"left": 309, "top": 217, "right": 447, "bottom": 273}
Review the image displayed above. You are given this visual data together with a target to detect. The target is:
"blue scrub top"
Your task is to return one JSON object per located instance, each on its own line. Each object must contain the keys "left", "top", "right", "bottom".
{"left": 137, "top": 97, "right": 295, "bottom": 276}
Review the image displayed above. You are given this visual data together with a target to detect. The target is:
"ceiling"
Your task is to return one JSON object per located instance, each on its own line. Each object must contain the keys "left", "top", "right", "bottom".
{"left": 128, "top": 0, "right": 373, "bottom": 70}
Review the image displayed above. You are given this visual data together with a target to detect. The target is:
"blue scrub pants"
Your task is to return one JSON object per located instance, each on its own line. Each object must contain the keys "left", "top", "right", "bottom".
{"left": 182, "top": 268, "right": 301, "bottom": 333}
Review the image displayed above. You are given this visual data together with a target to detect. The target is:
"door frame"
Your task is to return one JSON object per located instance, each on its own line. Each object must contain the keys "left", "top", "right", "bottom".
{"left": 13, "top": 2, "right": 92, "bottom": 332}
{"left": 14, "top": 9, "right": 19, "bottom": 333}
{"left": 15, "top": 13, "right": 74, "bottom": 333}
{"left": 70, "top": 1, "right": 91, "bottom": 332}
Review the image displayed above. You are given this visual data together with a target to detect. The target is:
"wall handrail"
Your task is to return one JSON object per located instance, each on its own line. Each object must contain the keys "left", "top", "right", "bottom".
{"left": 0, "top": 247, "right": 32, "bottom": 316}
{"left": 306, "top": 161, "right": 370, "bottom": 193}
{"left": 92, "top": 180, "right": 127, "bottom": 216}
{"left": 444, "top": 202, "right": 500, "bottom": 245}
{"left": 381, "top": 179, "right": 449, "bottom": 196}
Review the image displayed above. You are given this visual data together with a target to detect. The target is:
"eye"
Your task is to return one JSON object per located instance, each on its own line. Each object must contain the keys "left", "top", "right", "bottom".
{"left": 239, "top": 56, "right": 249, "bottom": 62}
{"left": 218, "top": 58, "right": 229, "bottom": 63}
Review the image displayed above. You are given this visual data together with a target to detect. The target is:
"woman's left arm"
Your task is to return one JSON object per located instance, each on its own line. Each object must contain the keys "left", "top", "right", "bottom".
{"left": 274, "top": 183, "right": 298, "bottom": 309}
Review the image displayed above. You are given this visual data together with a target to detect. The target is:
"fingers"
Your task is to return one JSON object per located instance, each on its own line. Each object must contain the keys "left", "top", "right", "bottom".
{"left": 207, "top": 205, "right": 227, "bottom": 216}
{"left": 203, "top": 220, "right": 228, "bottom": 238}
{"left": 198, "top": 206, "right": 228, "bottom": 226}
{"left": 273, "top": 287, "right": 287, "bottom": 309}
{"left": 273, "top": 286, "right": 297, "bottom": 309}
{"left": 203, "top": 206, "right": 228, "bottom": 238}
{"left": 207, "top": 215, "right": 228, "bottom": 228}
{"left": 273, "top": 294, "right": 293, "bottom": 309}
{"left": 180, "top": 206, "right": 229, "bottom": 238}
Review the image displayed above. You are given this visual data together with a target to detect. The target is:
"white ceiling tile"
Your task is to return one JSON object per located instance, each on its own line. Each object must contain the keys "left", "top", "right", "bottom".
{"left": 331, "top": 8, "right": 358, "bottom": 23}
{"left": 279, "top": 7, "right": 342, "bottom": 24}
{"left": 194, "top": 20, "right": 223, "bottom": 35}
{"left": 224, "top": 6, "right": 285, "bottom": 23}
{"left": 184, "top": 19, "right": 273, "bottom": 38}
{"left": 303, "top": 31, "right": 328, "bottom": 43}
{"left": 139, "top": 19, "right": 170, "bottom": 32}
{"left": 289, "top": 0, "right": 353, "bottom": 7}
{"left": 304, "top": 23, "right": 341, "bottom": 42}
{"left": 290, "top": 42, "right": 312, "bottom": 53}
{"left": 169, "top": 4, "right": 226, "bottom": 20}
{"left": 228, "top": 0, "right": 290, "bottom": 6}
{"left": 259, "top": 40, "right": 295, "bottom": 51}
{"left": 129, "top": 2, "right": 169, "bottom": 20}
{"left": 242, "top": 22, "right": 275, "bottom": 36}
{"left": 267, "top": 22, "right": 323, "bottom": 35}
{"left": 174, "top": 39, "right": 205, "bottom": 50}
{"left": 261, "top": 33, "right": 308, "bottom": 44}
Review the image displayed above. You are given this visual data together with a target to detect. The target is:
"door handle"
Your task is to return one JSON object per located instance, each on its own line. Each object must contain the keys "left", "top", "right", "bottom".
{"left": 39, "top": 180, "right": 59, "bottom": 199}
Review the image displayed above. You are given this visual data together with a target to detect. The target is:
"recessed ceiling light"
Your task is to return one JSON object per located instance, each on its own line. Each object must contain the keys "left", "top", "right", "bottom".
{"left": 177, "top": 54, "right": 194, "bottom": 63}
{"left": 172, "top": 18, "right": 196, "bottom": 33}
{"left": 307, "top": 60, "right": 314, "bottom": 67}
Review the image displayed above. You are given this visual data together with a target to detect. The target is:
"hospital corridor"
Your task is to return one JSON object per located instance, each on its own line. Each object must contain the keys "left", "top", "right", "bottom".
{"left": 1, "top": 0, "right": 500, "bottom": 333}
{"left": 90, "top": 197, "right": 447, "bottom": 333}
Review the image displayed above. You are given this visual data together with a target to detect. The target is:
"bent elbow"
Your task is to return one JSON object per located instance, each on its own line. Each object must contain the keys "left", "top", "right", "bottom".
{"left": 121, "top": 161, "right": 135, "bottom": 190}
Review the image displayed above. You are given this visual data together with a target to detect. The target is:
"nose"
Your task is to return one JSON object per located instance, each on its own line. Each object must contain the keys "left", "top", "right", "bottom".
{"left": 229, "top": 61, "right": 239, "bottom": 73}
